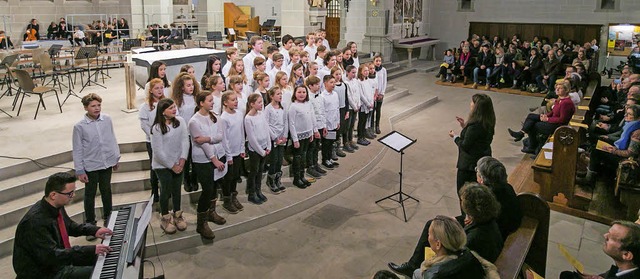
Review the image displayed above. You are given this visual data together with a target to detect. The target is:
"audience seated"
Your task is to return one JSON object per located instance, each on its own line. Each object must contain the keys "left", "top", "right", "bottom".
{"left": 0, "top": 30, "right": 14, "bottom": 49}
{"left": 537, "top": 50, "right": 561, "bottom": 94}
{"left": 472, "top": 43, "right": 495, "bottom": 90}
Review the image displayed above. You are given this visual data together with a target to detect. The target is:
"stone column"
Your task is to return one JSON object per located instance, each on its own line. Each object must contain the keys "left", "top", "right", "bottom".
{"left": 342, "top": 0, "right": 366, "bottom": 49}
{"left": 196, "top": 0, "right": 223, "bottom": 35}
{"left": 362, "top": 0, "right": 392, "bottom": 61}
{"left": 280, "top": 0, "right": 310, "bottom": 37}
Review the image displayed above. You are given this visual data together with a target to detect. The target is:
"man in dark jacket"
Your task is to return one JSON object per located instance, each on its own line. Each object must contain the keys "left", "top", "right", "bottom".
{"left": 387, "top": 157, "right": 522, "bottom": 277}
{"left": 560, "top": 221, "right": 640, "bottom": 279}
{"left": 472, "top": 44, "right": 496, "bottom": 90}
{"left": 13, "top": 172, "right": 113, "bottom": 279}
{"left": 537, "top": 50, "right": 561, "bottom": 94}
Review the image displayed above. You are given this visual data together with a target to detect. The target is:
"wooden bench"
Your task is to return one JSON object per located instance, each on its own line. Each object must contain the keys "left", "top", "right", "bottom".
{"left": 495, "top": 192, "right": 550, "bottom": 279}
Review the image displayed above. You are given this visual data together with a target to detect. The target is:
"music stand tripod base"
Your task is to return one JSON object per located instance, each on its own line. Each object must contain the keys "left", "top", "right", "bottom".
{"left": 76, "top": 46, "right": 106, "bottom": 94}
{"left": 375, "top": 131, "right": 419, "bottom": 222}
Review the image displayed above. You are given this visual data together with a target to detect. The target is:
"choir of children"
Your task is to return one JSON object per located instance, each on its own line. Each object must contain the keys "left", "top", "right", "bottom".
{"left": 75, "top": 34, "right": 388, "bottom": 237}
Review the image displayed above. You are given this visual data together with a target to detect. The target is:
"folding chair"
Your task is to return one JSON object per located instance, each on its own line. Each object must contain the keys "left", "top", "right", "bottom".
{"left": 13, "top": 68, "right": 62, "bottom": 119}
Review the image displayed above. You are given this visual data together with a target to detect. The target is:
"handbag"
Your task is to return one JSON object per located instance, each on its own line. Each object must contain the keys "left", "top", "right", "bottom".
{"left": 615, "top": 157, "right": 640, "bottom": 195}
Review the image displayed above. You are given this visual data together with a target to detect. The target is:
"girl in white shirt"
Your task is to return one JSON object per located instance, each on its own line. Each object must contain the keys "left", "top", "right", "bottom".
{"left": 253, "top": 72, "right": 270, "bottom": 106}
{"left": 144, "top": 61, "right": 171, "bottom": 97}
{"left": 207, "top": 75, "right": 225, "bottom": 116}
{"left": 347, "top": 41, "right": 360, "bottom": 68}
{"left": 171, "top": 72, "right": 200, "bottom": 193}
{"left": 275, "top": 71, "right": 293, "bottom": 111}
{"left": 151, "top": 98, "right": 189, "bottom": 234}
{"left": 288, "top": 63, "right": 305, "bottom": 88}
{"left": 373, "top": 54, "right": 388, "bottom": 135}
{"left": 188, "top": 91, "right": 227, "bottom": 239}
{"left": 264, "top": 87, "right": 288, "bottom": 193}
{"left": 357, "top": 64, "right": 374, "bottom": 146}
{"left": 138, "top": 78, "right": 164, "bottom": 203}
{"left": 344, "top": 65, "right": 360, "bottom": 150}
{"left": 228, "top": 75, "right": 247, "bottom": 115}
{"left": 366, "top": 63, "right": 379, "bottom": 138}
{"left": 228, "top": 58, "right": 253, "bottom": 98}
{"left": 244, "top": 94, "right": 271, "bottom": 205}
{"left": 288, "top": 85, "right": 317, "bottom": 189}
{"left": 219, "top": 92, "right": 245, "bottom": 214}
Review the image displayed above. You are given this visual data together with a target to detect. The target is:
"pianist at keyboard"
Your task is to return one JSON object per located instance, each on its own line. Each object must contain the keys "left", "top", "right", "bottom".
{"left": 13, "top": 172, "right": 113, "bottom": 279}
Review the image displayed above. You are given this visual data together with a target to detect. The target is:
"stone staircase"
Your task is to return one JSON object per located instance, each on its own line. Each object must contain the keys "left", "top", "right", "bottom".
{"left": 0, "top": 66, "right": 436, "bottom": 274}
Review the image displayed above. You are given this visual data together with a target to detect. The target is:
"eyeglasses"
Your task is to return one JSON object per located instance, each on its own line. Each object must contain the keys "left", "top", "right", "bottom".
{"left": 56, "top": 190, "right": 75, "bottom": 198}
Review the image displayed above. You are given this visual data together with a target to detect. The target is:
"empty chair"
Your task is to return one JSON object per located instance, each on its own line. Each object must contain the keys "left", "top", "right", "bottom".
{"left": 13, "top": 68, "right": 62, "bottom": 119}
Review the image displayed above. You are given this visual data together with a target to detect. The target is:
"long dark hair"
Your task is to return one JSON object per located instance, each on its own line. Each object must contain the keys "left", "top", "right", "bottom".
{"left": 194, "top": 91, "right": 217, "bottom": 123}
{"left": 466, "top": 93, "right": 496, "bottom": 133}
{"left": 201, "top": 55, "right": 224, "bottom": 86}
{"left": 152, "top": 98, "right": 180, "bottom": 135}
{"left": 148, "top": 61, "right": 169, "bottom": 87}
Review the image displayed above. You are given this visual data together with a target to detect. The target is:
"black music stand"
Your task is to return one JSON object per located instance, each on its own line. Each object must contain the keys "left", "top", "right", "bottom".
{"left": 76, "top": 46, "right": 105, "bottom": 93}
{"left": 207, "top": 31, "right": 223, "bottom": 49}
{"left": 375, "top": 131, "right": 419, "bottom": 222}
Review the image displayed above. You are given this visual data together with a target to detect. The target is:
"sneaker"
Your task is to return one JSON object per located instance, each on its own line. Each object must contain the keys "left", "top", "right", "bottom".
{"left": 306, "top": 167, "right": 322, "bottom": 178}
{"left": 322, "top": 160, "right": 335, "bottom": 169}
{"left": 248, "top": 194, "right": 263, "bottom": 205}
{"left": 472, "top": 83, "right": 478, "bottom": 89}
{"left": 173, "top": 210, "right": 187, "bottom": 231}
{"left": 342, "top": 144, "right": 355, "bottom": 153}
{"left": 330, "top": 160, "right": 340, "bottom": 167}
{"left": 350, "top": 142, "right": 359, "bottom": 150}
{"left": 335, "top": 148, "right": 346, "bottom": 157}
{"left": 161, "top": 214, "right": 177, "bottom": 234}
{"left": 306, "top": 176, "right": 317, "bottom": 183}
{"left": 357, "top": 138, "right": 370, "bottom": 146}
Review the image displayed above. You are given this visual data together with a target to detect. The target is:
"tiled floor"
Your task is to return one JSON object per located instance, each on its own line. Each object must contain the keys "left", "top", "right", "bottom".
{"left": 0, "top": 60, "right": 615, "bottom": 278}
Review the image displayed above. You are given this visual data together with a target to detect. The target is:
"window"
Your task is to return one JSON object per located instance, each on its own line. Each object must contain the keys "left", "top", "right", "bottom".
{"left": 328, "top": 0, "right": 340, "bottom": 18}
{"left": 596, "top": 0, "right": 619, "bottom": 12}
{"left": 458, "top": 0, "right": 474, "bottom": 12}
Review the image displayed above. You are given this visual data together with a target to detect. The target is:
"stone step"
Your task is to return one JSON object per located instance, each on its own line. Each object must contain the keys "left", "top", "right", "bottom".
{"left": 384, "top": 87, "right": 410, "bottom": 102}
{"left": 0, "top": 151, "right": 150, "bottom": 205}
{"left": 388, "top": 68, "right": 417, "bottom": 80}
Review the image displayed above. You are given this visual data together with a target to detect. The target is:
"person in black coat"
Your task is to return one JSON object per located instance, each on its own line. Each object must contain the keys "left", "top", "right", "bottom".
{"left": 514, "top": 48, "right": 542, "bottom": 90}
{"left": 559, "top": 220, "right": 640, "bottom": 279}
{"left": 472, "top": 44, "right": 496, "bottom": 89}
{"left": 449, "top": 93, "right": 495, "bottom": 198}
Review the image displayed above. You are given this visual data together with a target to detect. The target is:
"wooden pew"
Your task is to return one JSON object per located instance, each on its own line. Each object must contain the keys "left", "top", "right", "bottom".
{"left": 495, "top": 192, "right": 550, "bottom": 279}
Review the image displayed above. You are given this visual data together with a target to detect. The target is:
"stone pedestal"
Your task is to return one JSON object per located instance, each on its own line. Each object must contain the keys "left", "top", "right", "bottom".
{"left": 362, "top": 0, "right": 393, "bottom": 61}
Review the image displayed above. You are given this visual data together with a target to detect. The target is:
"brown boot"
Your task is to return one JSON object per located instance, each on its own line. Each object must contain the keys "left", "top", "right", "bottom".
{"left": 173, "top": 210, "right": 187, "bottom": 231}
{"left": 207, "top": 199, "right": 226, "bottom": 225}
{"left": 231, "top": 191, "right": 244, "bottom": 211}
{"left": 463, "top": 76, "right": 468, "bottom": 85}
{"left": 196, "top": 212, "right": 215, "bottom": 239}
{"left": 160, "top": 213, "right": 176, "bottom": 234}
{"left": 222, "top": 196, "right": 239, "bottom": 214}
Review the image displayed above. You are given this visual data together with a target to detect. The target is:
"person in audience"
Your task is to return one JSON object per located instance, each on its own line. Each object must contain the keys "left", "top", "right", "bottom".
{"left": 537, "top": 49, "right": 560, "bottom": 94}
{"left": 578, "top": 105, "right": 640, "bottom": 188}
{"left": 72, "top": 93, "right": 119, "bottom": 240}
{"left": 556, "top": 48, "right": 569, "bottom": 64}
{"left": 560, "top": 221, "right": 640, "bottom": 279}
{"left": 572, "top": 50, "right": 590, "bottom": 73}
{"left": 289, "top": 85, "right": 317, "bottom": 188}
{"left": 472, "top": 43, "right": 495, "bottom": 90}
{"left": 591, "top": 93, "right": 640, "bottom": 145}
{"left": 46, "top": 22, "right": 59, "bottom": 40}
{"left": 629, "top": 46, "right": 640, "bottom": 74}
{"left": 469, "top": 39, "right": 481, "bottom": 57}
{"left": 188, "top": 91, "right": 226, "bottom": 240}
{"left": 488, "top": 47, "right": 507, "bottom": 87}
{"left": 265, "top": 87, "right": 288, "bottom": 193}
{"left": 13, "top": 172, "right": 113, "bottom": 278}
{"left": 508, "top": 81, "right": 576, "bottom": 154}
{"left": 151, "top": 98, "right": 189, "bottom": 234}
{"left": 24, "top": 18, "right": 40, "bottom": 41}
{"left": 449, "top": 94, "right": 496, "bottom": 198}
{"left": 513, "top": 48, "right": 542, "bottom": 91}
{"left": 117, "top": 18, "right": 129, "bottom": 37}
{"left": 454, "top": 46, "right": 474, "bottom": 85}
{"left": 411, "top": 215, "right": 499, "bottom": 279}
{"left": 372, "top": 270, "right": 400, "bottom": 279}
{"left": 436, "top": 49, "right": 455, "bottom": 81}
{"left": 0, "top": 30, "right": 14, "bottom": 49}
{"left": 72, "top": 26, "right": 88, "bottom": 46}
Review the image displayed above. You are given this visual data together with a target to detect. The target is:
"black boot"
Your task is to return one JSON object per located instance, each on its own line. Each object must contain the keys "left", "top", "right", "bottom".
{"left": 292, "top": 156, "right": 307, "bottom": 188}
{"left": 267, "top": 173, "right": 280, "bottom": 193}
{"left": 576, "top": 170, "right": 597, "bottom": 189}
{"left": 183, "top": 176, "right": 192, "bottom": 192}
{"left": 388, "top": 262, "right": 417, "bottom": 277}
{"left": 508, "top": 128, "right": 525, "bottom": 142}
{"left": 256, "top": 178, "right": 268, "bottom": 202}
{"left": 375, "top": 126, "right": 381, "bottom": 134}
{"left": 275, "top": 172, "right": 285, "bottom": 192}
{"left": 247, "top": 183, "right": 262, "bottom": 205}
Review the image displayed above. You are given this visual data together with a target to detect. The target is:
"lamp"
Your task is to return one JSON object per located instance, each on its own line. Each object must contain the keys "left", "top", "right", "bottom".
{"left": 345, "top": 0, "right": 350, "bottom": 12}
{"left": 370, "top": 0, "right": 378, "bottom": 6}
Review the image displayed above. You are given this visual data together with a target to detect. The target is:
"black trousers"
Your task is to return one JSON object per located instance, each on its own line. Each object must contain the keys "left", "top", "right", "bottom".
{"left": 293, "top": 137, "right": 310, "bottom": 172}
{"left": 521, "top": 113, "right": 560, "bottom": 149}
{"left": 222, "top": 155, "right": 242, "bottom": 196}
{"left": 408, "top": 215, "right": 466, "bottom": 267}
{"left": 321, "top": 130, "right": 336, "bottom": 161}
{"left": 154, "top": 168, "right": 183, "bottom": 215}
{"left": 346, "top": 109, "right": 357, "bottom": 142}
{"left": 183, "top": 140, "right": 198, "bottom": 187}
{"left": 338, "top": 107, "right": 347, "bottom": 144}
{"left": 307, "top": 138, "right": 320, "bottom": 167}
{"left": 193, "top": 162, "right": 220, "bottom": 212}
{"left": 589, "top": 148, "right": 623, "bottom": 173}
{"left": 247, "top": 150, "right": 266, "bottom": 193}
{"left": 372, "top": 99, "right": 383, "bottom": 129}
{"left": 268, "top": 144, "right": 284, "bottom": 175}
{"left": 84, "top": 167, "right": 113, "bottom": 223}
{"left": 456, "top": 169, "right": 477, "bottom": 197}
{"left": 145, "top": 142, "right": 159, "bottom": 198}
{"left": 357, "top": 111, "right": 369, "bottom": 139}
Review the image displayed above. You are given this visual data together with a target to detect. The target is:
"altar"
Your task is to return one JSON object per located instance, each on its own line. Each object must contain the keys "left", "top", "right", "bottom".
{"left": 393, "top": 36, "right": 440, "bottom": 67}
{"left": 132, "top": 48, "right": 225, "bottom": 87}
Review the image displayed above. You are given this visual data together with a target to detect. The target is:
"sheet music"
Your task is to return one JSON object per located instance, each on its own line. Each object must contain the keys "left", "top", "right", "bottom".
{"left": 214, "top": 161, "right": 228, "bottom": 181}
{"left": 379, "top": 132, "right": 414, "bottom": 152}
{"left": 134, "top": 195, "right": 154, "bottom": 249}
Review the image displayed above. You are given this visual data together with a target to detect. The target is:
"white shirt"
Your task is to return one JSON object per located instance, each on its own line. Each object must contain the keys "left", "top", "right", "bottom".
{"left": 211, "top": 93, "right": 222, "bottom": 116}
{"left": 309, "top": 90, "right": 326, "bottom": 130}
{"left": 244, "top": 112, "right": 271, "bottom": 157}
{"left": 334, "top": 82, "right": 347, "bottom": 109}
{"left": 304, "top": 45, "right": 317, "bottom": 62}
{"left": 279, "top": 47, "right": 291, "bottom": 66}
{"left": 345, "top": 77, "right": 361, "bottom": 111}
{"left": 264, "top": 103, "right": 288, "bottom": 143}
{"left": 288, "top": 101, "right": 316, "bottom": 142}
{"left": 359, "top": 78, "right": 374, "bottom": 113}
{"left": 321, "top": 89, "right": 340, "bottom": 130}
{"left": 220, "top": 109, "right": 245, "bottom": 159}
{"left": 322, "top": 38, "right": 330, "bottom": 50}
{"left": 265, "top": 58, "right": 274, "bottom": 71}
{"left": 144, "top": 81, "right": 171, "bottom": 98}
{"left": 138, "top": 101, "right": 157, "bottom": 142}
{"left": 243, "top": 50, "right": 265, "bottom": 85}
{"left": 281, "top": 87, "right": 293, "bottom": 112}
{"left": 150, "top": 116, "right": 189, "bottom": 169}
{"left": 222, "top": 60, "right": 232, "bottom": 77}
{"left": 376, "top": 67, "right": 388, "bottom": 95}
{"left": 178, "top": 94, "right": 196, "bottom": 124}
{"left": 72, "top": 114, "right": 120, "bottom": 174}
{"left": 188, "top": 112, "right": 225, "bottom": 163}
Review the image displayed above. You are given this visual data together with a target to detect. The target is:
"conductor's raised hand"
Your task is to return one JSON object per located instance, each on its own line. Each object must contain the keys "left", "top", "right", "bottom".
{"left": 455, "top": 116, "right": 465, "bottom": 127}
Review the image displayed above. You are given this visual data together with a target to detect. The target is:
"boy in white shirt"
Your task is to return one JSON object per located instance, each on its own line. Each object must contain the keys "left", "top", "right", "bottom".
{"left": 303, "top": 32, "right": 317, "bottom": 63}
{"left": 222, "top": 47, "right": 238, "bottom": 77}
{"left": 279, "top": 34, "right": 294, "bottom": 67}
{"left": 305, "top": 76, "right": 327, "bottom": 178}
{"left": 320, "top": 75, "right": 340, "bottom": 169}
{"left": 265, "top": 45, "right": 279, "bottom": 71}
{"left": 243, "top": 36, "right": 265, "bottom": 82}
{"left": 268, "top": 53, "right": 286, "bottom": 88}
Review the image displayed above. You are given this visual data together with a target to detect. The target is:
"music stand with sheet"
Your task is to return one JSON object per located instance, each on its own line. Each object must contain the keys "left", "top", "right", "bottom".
{"left": 122, "top": 38, "right": 142, "bottom": 51}
{"left": 75, "top": 46, "right": 105, "bottom": 94}
{"left": 206, "top": 31, "right": 223, "bottom": 49}
{"left": 375, "top": 131, "right": 419, "bottom": 222}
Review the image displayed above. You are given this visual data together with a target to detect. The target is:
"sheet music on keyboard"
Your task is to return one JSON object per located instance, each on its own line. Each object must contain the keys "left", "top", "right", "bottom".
{"left": 134, "top": 195, "right": 154, "bottom": 250}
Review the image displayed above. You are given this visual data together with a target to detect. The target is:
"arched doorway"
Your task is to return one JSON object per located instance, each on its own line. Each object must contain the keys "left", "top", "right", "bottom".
{"left": 325, "top": 0, "right": 341, "bottom": 48}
